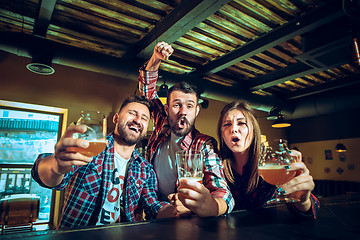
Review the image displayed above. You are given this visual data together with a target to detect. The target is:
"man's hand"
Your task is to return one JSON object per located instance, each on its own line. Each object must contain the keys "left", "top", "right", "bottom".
{"left": 154, "top": 41, "right": 174, "bottom": 61}
{"left": 37, "top": 125, "right": 94, "bottom": 187}
{"left": 156, "top": 204, "right": 179, "bottom": 219}
{"left": 168, "top": 193, "right": 192, "bottom": 217}
{"left": 54, "top": 125, "right": 93, "bottom": 175}
{"left": 176, "top": 179, "right": 221, "bottom": 217}
{"left": 145, "top": 42, "right": 174, "bottom": 71}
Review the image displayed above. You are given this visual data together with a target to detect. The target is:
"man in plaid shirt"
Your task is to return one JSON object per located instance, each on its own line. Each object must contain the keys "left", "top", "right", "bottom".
{"left": 32, "top": 96, "right": 177, "bottom": 229}
{"left": 138, "top": 42, "right": 234, "bottom": 217}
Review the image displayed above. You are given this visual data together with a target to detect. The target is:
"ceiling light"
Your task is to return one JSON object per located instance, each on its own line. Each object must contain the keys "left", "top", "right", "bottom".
{"left": 335, "top": 143, "right": 347, "bottom": 152}
{"left": 26, "top": 51, "right": 55, "bottom": 75}
{"left": 271, "top": 115, "right": 291, "bottom": 128}
{"left": 26, "top": 62, "right": 55, "bottom": 75}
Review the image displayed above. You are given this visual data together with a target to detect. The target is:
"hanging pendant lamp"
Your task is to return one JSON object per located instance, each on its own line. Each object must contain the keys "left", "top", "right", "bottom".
{"left": 335, "top": 143, "right": 347, "bottom": 152}
{"left": 271, "top": 115, "right": 291, "bottom": 128}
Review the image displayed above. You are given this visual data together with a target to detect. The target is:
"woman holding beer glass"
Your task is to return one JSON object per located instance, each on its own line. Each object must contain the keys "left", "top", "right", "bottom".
{"left": 217, "top": 101, "right": 319, "bottom": 218}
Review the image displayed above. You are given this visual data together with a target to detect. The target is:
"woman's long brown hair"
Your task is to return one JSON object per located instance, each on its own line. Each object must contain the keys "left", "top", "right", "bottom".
{"left": 217, "top": 101, "right": 262, "bottom": 194}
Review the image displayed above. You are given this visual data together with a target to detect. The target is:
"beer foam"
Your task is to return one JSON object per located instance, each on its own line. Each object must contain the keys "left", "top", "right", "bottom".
{"left": 88, "top": 139, "right": 106, "bottom": 143}
{"left": 258, "top": 165, "right": 286, "bottom": 170}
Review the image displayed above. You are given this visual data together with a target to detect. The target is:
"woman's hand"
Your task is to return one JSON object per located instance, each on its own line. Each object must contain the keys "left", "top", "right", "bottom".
{"left": 280, "top": 150, "right": 315, "bottom": 212}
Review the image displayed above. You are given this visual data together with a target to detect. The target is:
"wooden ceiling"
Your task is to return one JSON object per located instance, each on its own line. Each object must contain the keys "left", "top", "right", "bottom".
{"left": 0, "top": 0, "right": 360, "bottom": 118}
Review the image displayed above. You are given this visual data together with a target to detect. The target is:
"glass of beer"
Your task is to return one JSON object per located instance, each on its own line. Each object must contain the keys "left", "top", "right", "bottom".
{"left": 176, "top": 150, "right": 204, "bottom": 183}
{"left": 258, "top": 139, "right": 299, "bottom": 205}
{"left": 72, "top": 110, "right": 107, "bottom": 157}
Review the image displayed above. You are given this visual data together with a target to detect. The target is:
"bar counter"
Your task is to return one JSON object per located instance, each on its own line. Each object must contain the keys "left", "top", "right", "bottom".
{"left": 3, "top": 193, "right": 360, "bottom": 240}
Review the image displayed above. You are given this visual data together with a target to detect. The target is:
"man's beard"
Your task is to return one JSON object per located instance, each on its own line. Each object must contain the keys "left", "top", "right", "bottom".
{"left": 117, "top": 121, "right": 146, "bottom": 146}
{"left": 170, "top": 115, "right": 195, "bottom": 137}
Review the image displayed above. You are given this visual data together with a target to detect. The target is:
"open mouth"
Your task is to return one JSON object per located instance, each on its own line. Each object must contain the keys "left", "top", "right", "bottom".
{"left": 231, "top": 136, "right": 240, "bottom": 143}
{"left": 177, "top": 117, "right": 188, "bottom": 128}
{"left": 179, "top": 119, "right": 185, "bottom": 127}
{"left": 128, "top": 123, "right": 142, "bottom": 133}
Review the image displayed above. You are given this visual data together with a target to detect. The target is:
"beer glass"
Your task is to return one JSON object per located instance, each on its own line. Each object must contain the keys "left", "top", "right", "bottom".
{"left": 258, "top": 139, "right": 299, "bottom": 205}
{"left": 72, "top": 111, "right": 107, "bottom": 157}
{"left": 176, "top": 150, "right": 204, "bottom": 183}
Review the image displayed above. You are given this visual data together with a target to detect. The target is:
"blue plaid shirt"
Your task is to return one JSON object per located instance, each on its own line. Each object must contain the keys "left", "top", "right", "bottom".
{"left": 32, "top": 133, "right": 167, "bottom": 229}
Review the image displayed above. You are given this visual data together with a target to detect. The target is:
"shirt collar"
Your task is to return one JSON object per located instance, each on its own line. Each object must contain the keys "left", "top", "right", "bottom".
{"left": 179, "top": 127, "right": 199, "bottom": 150}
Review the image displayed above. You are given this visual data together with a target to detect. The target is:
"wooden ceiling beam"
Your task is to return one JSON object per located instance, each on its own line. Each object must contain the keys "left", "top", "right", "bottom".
{"left": 122, "top": 0, "right": 232, "bottom": 59}
{"left": 191, "top": 0, "right": 344, "bottom": 76}
{"left": 248, "top": 62, "right": 316, "bottom": 91}
{"left": 158, "top": 69, "right": 289, "bottom": 112}
{"left": 285, "top": 73, "right": 360, "bottom": 100}
{"left": 248, "top": 33, "right": 352, "bottom": 92}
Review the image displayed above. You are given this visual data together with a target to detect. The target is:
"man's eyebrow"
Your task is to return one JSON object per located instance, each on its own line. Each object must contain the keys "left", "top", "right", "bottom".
{"left": 172, "top": 98, "right": 196, "bottom": 103}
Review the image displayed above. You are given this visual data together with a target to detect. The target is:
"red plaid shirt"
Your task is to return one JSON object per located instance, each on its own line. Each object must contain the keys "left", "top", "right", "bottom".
{"left": 138, "top": 68, "right": 234, "bottom": 213}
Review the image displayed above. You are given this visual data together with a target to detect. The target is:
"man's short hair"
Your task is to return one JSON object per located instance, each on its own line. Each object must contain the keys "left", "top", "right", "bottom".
{"left": 119, "top": 95, "right": 153, "bottom": 113}
{"left": 167, "top": 81, "right": 200, "bottom": 104}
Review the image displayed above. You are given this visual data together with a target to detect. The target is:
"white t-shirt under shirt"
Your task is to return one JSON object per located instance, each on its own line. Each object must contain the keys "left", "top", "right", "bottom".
{"left": 153, "top": 132, "right": 183, "bottom": 201}
{"left": 96, "top": 150, "right": 130, "bottom": 225}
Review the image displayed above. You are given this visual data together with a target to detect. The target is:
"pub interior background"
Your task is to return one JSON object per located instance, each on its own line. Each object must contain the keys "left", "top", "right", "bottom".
{"left": 1, "top": 47, "right": 359, "bottom": 229}
{"left": 0, "top": 0, "right": 359, "bottom": 233}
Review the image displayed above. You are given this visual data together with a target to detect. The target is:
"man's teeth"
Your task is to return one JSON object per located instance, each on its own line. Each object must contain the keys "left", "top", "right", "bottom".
{"left": 129, "top": 126, "right": 139, "bottom": 132}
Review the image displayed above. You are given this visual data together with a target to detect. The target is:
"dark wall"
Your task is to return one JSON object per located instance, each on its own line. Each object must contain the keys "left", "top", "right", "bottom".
{"left": 288, "top": 107, "right": 360, "bottom": 143}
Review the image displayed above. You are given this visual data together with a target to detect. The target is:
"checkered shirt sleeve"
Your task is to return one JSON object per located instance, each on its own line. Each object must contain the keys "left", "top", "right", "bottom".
{"left": 138, "top": 67, "right": 158, "bottom": 100}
